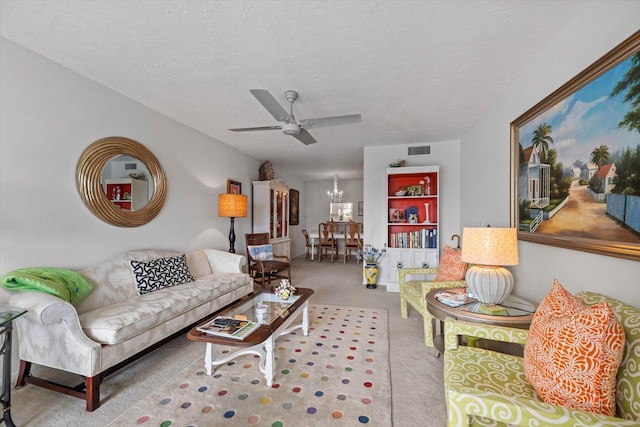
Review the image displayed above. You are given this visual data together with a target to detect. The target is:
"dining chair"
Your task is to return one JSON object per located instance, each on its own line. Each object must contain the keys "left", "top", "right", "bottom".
{"left": 318, "top": 222, "right": 337, "bottom": 262}
{"left": 245, "top": 233, "right": 291, "bottom": 288}
{"left": 344, "top": 222, "right": 363, "bottom": 263}
{"left": 301, "top": 229, "right": 316, "bottom": 261}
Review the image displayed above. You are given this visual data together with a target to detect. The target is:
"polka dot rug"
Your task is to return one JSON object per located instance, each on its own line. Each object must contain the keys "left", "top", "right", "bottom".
{"left": 110, "top": 304, "right": 391, "bottom": 426}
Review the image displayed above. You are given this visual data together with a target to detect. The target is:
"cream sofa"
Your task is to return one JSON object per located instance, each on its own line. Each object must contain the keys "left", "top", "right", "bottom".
{"left": 1, "top": 248, "right": 253, "bottom": 411}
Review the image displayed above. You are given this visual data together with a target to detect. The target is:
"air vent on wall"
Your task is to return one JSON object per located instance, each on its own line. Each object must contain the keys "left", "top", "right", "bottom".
{"left": 125, "top": 163, "right": 138, "bottom": 170}
{"left": 408, "top": 145, "right": 430, "bottom": 156}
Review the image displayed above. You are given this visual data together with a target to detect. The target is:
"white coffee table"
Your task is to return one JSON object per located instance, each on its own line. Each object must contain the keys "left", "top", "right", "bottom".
{"left": 187, "top": 288, "right": 314, "bottom": 386}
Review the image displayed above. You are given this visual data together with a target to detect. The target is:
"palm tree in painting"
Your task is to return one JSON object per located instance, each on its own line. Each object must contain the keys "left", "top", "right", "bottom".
{"left": 610, "top": 52, "right": 640, "bottom": 133}
{"left": 590, "top": 144, "right": 610, "bottom": 169}
{"left": 531, "top": 123, "right": 554, "bottom": 163}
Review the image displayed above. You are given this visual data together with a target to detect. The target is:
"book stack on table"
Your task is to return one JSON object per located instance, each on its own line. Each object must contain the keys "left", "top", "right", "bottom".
{"left": 196, "top": 316, "right": 260, "bottom": 340}
{"left": 435, "top": 289, "right": 469, "bottom": 307}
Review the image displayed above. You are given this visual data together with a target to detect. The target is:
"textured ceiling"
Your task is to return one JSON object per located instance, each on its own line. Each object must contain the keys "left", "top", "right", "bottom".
{"left": 0, "top": 0, "right": 591, "bottom": 181}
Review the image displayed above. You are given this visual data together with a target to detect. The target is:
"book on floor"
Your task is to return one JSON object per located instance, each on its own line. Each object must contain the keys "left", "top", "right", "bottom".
{"left": 196, "top": 316, "right": 260, "bottom": 340}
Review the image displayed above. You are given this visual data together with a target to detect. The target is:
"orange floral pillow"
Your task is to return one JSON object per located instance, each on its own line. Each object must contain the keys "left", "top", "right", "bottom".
{"left": 524, "top": 280, "right": 625, "bottom": 416}
{"left": 434, "top": 245, "right": 467, "bottom": 281}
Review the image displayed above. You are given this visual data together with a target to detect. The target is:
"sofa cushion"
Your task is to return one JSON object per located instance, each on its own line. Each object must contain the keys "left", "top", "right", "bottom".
{"left": 130, "top": 254, "right": 194, "bottom": 294}
{"left": 524, "top": 280, "right": 625, "bottom": 416}
{"left": 80, "top": 272, "right": 249, "bottom": 344}
{"left": 248, "top": 244, "right": 274, "bottom": 261}
{"left": 435, "top": 245, "right": 467, "bottom": 281}
{"left": 186, "top": 251, "right": 213, "bottom": 278}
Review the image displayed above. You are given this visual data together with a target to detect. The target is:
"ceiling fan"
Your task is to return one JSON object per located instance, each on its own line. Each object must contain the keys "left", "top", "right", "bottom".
{"left": 228, "top": 89, "right": 362, "bottom": 145}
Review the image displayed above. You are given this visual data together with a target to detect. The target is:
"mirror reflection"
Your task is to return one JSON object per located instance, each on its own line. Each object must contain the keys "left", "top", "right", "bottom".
{"left": 330, "top": 202, "right": 353, "bottom": 222}
{"left": 101, "top": 155, "right": 153, "bottom": 211}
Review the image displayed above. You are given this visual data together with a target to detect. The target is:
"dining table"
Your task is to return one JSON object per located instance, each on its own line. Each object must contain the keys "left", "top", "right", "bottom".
{"left": 308, "top": 223, "right": 363, "bottom": 260}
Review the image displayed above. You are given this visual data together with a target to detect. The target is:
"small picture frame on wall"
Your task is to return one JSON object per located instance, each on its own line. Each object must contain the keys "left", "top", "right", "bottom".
{"left": 227, "top": 179, "right": 241, "bottom": 194}
{"left": 358, "top": 201, "right": 363, "bottom": 216}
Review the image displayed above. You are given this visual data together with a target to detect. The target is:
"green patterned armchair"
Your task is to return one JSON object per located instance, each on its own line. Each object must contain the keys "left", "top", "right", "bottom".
{"left": 443, "top": 292, "right": 639, "bottom": 426}
{"left": 399, "top": 267, "right": 466, "bottom": 348}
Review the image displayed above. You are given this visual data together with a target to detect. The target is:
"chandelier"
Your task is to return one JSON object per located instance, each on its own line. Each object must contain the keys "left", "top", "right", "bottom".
{"left": 327, "top": 175, "right": 343, "bottom": 202}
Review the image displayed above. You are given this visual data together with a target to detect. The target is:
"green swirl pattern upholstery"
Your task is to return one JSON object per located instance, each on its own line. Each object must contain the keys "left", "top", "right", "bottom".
{"left": 399, "top": 267, "right": 465, "bottom": 347}
{"left": 443, "top": 292, "right": 640, "bottom": 426}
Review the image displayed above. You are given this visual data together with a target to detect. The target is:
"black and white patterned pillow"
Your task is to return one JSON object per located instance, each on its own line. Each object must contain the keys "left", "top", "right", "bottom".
{"left": 130, "top": 254, "right": 194, "bottom": 294}
{"left": 162, "top": 254, "right": 194, "bottom": 287}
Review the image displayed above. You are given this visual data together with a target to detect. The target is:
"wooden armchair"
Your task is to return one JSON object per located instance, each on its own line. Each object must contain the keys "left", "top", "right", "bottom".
{"left": 245, "top": 233, "right": 291, "bottom": 288}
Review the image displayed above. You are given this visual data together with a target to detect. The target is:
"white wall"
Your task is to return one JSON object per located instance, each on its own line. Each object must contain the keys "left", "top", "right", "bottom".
{"left": 460, "top": 3, "right": 640, "bottom": 307}
{"left": 364, "top": 140, "right": 462, "bottom": 289}
{"left": 0, "top": 37, "right": 265, "bottom": 271}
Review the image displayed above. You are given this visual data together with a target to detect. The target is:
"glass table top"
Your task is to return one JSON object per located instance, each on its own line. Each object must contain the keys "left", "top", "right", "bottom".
{"left": 457, "top": 297, "right": 536, "bottom": 317}
{"left": 434, "top": 292, "right": 536, "bottom": 318}
{"left": 0, "top": 304, "right": 27, "bottom": 327}
{"left": 226, "top": 292, "right": 300, "bottom": 325}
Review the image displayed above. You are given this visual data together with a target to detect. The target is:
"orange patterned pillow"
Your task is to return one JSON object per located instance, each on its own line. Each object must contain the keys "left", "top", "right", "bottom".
{"left": 434, "top": 245, "right": 467, "bottom": 281}
{"left": 524, "top": 280, "right": 625, "bottom": 416}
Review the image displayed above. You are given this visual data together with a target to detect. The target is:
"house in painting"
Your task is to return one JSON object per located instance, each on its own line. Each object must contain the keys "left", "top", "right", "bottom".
{"left": 597, "top": 163, "right": 617, "bottom": 194}
{"left": 519, "top": 145, "right": 550, "bottom": 209}
{"left": 581, "top": 162, "right": 598, "bottom": 181}
{"left": 571, "top": 166, "right": 582, "bottom": 180}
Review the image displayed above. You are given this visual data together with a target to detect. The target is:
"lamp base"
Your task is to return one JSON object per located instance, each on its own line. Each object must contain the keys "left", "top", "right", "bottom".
{"left": 228, "top": 217, "right": 236, "bottom": 253}
{"left": 465, "top": 265, "right": 514, "bottom": 304}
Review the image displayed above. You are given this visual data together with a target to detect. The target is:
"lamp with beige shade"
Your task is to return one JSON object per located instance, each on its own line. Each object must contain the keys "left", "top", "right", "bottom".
{"left": 461, "top": 227, "right": 519, "bottom": 304}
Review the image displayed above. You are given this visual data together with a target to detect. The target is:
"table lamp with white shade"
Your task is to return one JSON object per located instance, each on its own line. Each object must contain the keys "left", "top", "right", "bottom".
{"left": 461, "top": 227, "right": 519, "bottom": 304}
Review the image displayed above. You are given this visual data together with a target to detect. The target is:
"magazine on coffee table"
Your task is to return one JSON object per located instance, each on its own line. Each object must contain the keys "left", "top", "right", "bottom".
{"left": 196, "top": 316, "right": 261, "bottom": 340}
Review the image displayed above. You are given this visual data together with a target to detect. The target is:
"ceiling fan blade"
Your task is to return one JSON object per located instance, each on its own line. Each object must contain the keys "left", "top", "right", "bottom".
{"left": 228, "top": 126, "right": 282, "bottom": 132}
{"left": 293, "top": 129, "right": 317, "bottom": 145}
{"left": 249, "top": 89, "right": 293, "bottom": 123}
{"left": 300, "top": 114, "right": 362, "bottom": 129}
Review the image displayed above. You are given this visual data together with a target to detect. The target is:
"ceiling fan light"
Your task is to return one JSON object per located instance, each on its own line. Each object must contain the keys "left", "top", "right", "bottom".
{"left": 283, "top": 123, "right": 301, "bottom": 135}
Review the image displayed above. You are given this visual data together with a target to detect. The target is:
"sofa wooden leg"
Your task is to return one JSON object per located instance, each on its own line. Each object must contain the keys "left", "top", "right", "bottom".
{"left": 15, "top": 360, "right": 31, "bottom": 388}
{"left": 85, "top": 375, "right": 101, "bottom": 412}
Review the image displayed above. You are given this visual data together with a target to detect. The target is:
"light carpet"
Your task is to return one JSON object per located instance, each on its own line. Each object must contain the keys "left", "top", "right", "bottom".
{"left": 110, "top": 304, "right": 391, "bottom": 426}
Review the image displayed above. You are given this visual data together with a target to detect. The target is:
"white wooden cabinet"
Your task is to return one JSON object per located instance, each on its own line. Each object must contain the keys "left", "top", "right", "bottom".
{"left": 252, "top": 180, "right": 291, "bottom": 258}
{"left": 384, "top": 166, "right": 440, "bottom": 290}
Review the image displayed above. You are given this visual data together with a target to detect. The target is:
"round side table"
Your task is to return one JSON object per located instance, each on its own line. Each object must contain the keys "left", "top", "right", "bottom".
{"left": 426, "top": 288, "right": 536, "bottom": 356}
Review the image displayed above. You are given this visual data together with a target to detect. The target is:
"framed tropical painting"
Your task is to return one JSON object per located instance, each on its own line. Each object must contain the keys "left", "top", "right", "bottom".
{"left": 510, "top": 31, "right": 640, "bottom": 261}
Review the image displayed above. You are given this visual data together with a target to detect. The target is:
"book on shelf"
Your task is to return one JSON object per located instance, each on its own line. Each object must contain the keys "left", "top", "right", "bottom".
{"left": 389, "top": 229, "right": 437, "bottom": 249}
{"left": 196, "top": 316, "right": 261, "bottom": 340}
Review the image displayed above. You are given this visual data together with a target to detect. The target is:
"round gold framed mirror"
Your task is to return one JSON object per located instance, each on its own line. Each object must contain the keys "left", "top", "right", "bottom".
{"left": 77, "top": 136, "right": 167, "bottom": 227}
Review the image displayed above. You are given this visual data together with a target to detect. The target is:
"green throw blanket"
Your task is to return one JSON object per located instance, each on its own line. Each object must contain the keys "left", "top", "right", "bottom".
{"left": 1, "top": 267, "right": 94, "bottom": 306}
